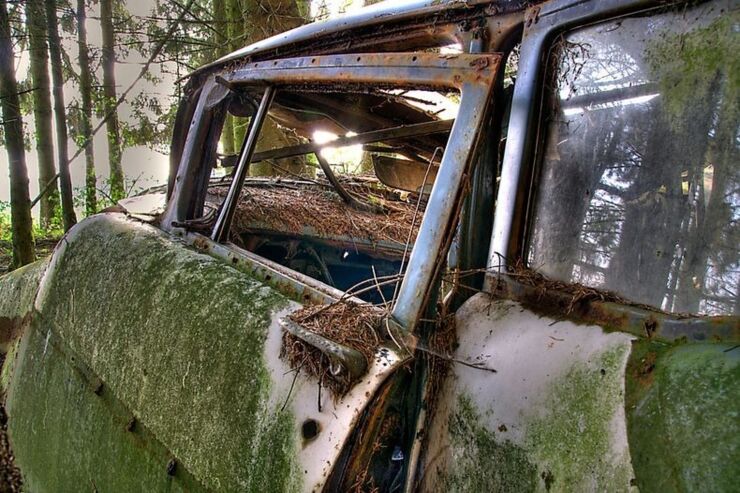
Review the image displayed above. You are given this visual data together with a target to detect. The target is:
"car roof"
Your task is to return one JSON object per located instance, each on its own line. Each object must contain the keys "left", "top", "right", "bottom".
{"left": 190, "top": 0, "right": 497, "bottom": 77}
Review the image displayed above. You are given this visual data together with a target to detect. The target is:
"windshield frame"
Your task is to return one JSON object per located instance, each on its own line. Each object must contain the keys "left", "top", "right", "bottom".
{"left": 162, "top": 52, "right": 500, "bottom": 332}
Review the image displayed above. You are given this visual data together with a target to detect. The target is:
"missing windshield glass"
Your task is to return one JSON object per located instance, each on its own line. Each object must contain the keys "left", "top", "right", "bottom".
{"left": 194, "top": 84, "right": 459, "bottom": 302}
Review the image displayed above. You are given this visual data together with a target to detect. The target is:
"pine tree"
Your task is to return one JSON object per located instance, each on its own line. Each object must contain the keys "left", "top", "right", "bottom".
{"left": 25, "top": 0, "right": 60, "bottom": 228}
{"left": 100, "top": 0, "right": 124, "bottom": 201}
{"left": 77, "top": 0, "right": 97, "bottom": 215}
{"left": 0, "top": 0, "right": 34, "bottom": 267}
{"left": 226, "top": 0, "right": 307, "bottom": 176}
{"left": 45, "top": 0, "right": 77, "bottom": 230}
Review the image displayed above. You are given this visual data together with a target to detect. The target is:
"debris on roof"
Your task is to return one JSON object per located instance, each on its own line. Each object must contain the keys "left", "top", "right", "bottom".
{"left": 208, "top": 178, "right": 424, "bottom": 246}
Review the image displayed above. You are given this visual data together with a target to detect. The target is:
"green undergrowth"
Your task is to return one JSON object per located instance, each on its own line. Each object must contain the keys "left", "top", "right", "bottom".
{"left": 0, "top": 201, "right": 62, "bottom": 274}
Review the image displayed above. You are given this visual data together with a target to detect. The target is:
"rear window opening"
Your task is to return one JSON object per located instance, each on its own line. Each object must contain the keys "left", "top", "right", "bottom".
{"left": 193, "top": 84, "right": 459, "bottom": 302}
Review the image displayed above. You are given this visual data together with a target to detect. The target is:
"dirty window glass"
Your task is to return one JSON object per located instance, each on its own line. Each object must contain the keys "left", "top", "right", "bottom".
{"left": 528, "top": 2, "right": 739, "bottom": 315}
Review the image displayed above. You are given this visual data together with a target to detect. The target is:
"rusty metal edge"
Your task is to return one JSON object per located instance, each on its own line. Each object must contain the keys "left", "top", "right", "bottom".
{"left": 191, "top": 0, "right": 506, "bottom": 77}
{"left": 488, "top": 274, "right": 740, "bottom": 343}
{"left": 226, "top": 53, "right": 501, "bottom": 90}
{"left": 183, "top": 232, "right": 366, "bottom": 306}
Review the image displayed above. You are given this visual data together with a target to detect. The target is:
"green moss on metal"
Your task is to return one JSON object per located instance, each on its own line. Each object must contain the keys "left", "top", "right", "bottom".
{"left": 525, "top": 345, "right": 633, "bottom": 492}
{"left": 6, "top": 321, "right": 199, "bottom": 492}
{"left": 625, "top": 340, "right": 739, "bottom": 492}
{"left": 0, "top": 338, "right": 19, "bottom": 393}
{"left": 0, "top": 257, "right": 48, "bottom": 320}
{"left": 443, "top": 394, "right": 538, "bottom": 492}
{"left": 0, "top": 258, "right": 48, "bottom": 388}
{"left": 7, "top": 216, "right": 302, "bottom": 492}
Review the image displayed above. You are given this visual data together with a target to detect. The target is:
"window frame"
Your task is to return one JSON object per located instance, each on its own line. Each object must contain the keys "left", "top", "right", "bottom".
{"left": 162, "top": 52, "right": 499, "bottom": 332}
{"left": 485, "top": 0, "right": 739, "bottom": 339}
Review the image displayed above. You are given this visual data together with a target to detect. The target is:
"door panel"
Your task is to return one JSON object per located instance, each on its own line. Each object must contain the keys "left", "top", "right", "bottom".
{"left": 5, "top": 214, "right": 407, "bottom": 492}
{"left": 421, "top": 293, "right": 635, "bottom": 492}
{"left": 426, "top": 1, "right": 739, "bottom": 492}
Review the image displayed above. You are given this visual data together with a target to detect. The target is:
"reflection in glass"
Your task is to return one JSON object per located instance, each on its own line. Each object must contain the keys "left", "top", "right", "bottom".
{"left": 529, "top": 2, "right": 739, "bottom": 315}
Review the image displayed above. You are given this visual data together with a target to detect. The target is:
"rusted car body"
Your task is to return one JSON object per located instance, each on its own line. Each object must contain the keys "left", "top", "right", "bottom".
{"left": 1, "top": 0, "right": 737, "bottom": 491}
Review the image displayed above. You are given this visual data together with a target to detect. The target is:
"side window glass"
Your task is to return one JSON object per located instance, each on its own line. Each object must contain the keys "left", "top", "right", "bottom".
{"left": 528, "top": 2, "right": 738, "bottom": 315}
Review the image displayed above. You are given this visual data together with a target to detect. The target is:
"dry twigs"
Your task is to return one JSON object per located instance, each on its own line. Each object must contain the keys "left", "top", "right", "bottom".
{"left": 280, "top": 302, "right": 383, "bottom": 397}
{"left": 208, "top": 179, "right": 420, "bottom": 245}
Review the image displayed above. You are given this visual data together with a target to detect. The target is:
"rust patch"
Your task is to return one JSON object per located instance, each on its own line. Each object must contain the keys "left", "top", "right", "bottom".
{"left": 191, "top": 235, "right": 210, "bottom": 252}
{"left": 629, "top": 349, "right": 658, "bottom": 391}
{"left": 487, "top": 262, "right": 677, "bottom": 334}
{"left": 490, "top": 276, "right": 631, "bottom": 332}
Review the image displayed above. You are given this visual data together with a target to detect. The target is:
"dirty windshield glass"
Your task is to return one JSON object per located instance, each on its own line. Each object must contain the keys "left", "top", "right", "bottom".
{"left": 528, "top": 2, "right": 739, "bottom": 315}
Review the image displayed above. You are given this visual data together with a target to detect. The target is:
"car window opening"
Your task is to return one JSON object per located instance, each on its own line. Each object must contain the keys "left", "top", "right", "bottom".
{"left": 197, "top": 85, "right": 460, "bottom": 304}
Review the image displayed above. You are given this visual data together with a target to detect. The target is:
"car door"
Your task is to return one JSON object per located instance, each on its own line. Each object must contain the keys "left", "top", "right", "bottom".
{"left": 417, "top": 1, "right": 739, "bottom": 491}
{"left": 3, "top": 52, "right": 499, "bottom": 492}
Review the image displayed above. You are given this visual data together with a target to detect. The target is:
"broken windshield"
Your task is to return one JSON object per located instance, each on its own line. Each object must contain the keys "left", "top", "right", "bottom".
{"left": 194, "top": 81, "right": 459, "bottom": 301}
{"left": 162, "top": 51, "right": 498, "bottom": 327}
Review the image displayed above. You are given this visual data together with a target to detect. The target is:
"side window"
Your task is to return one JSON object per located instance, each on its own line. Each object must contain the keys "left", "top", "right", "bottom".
{"left": 527, "top": 2, "right": 738, "bottom": 315}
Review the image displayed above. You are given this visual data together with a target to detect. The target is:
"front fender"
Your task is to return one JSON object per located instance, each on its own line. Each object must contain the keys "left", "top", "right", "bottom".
{"left": 0, "top": 257, "right": 49, "bottom": 354}
{"left": 4, "top": 213, "right": 406, "bottom": 492}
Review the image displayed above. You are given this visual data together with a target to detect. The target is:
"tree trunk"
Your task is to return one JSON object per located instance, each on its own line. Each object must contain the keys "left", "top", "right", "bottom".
{"left": 100, "top": 0, "right": 124, "bottom": 201}
{"left": 45, "top": 0, "right": 77, "bottom": 231}
{"left": 77, "top": 0, "right": 97, "bottom": 215}
{"left": 675, "top": 82, "right": 737, "bottom": 313}
{"left": 0, "top": 0, "right": 35, "bottom": 267}
{"left": 213, "top": 0, "right": 235, "bottom": 155}
{"left": 25, "top": 0, "right": 59, "bottom": 228}
{"left": 226, "top": 0, "right": 307, "bottom": 176}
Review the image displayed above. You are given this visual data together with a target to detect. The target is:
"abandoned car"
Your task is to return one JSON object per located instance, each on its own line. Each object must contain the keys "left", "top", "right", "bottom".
{"left": 0, "top": 0, "right": 737, "bottom": 491}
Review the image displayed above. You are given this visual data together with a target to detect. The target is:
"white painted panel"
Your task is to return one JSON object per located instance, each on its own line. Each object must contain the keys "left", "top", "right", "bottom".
{"left": 421, "top": 293, "right": 637, "bottom": 492}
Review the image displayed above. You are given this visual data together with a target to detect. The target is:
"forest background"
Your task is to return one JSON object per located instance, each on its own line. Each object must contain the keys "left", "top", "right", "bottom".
{"left": 0, "top": 0, "right": 383, "bottom": 271}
